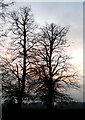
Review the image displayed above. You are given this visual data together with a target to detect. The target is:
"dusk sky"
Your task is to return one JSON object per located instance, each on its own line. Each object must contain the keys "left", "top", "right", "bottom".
{"left": 6, "top": 0, "right": 84, "bottom": 2}
{"left": 5, "top": 1, "right": 83, "bottom": 76}
{"left": 30, "top": 2, "right": 83, "bottom": 76}
{"left": 2, "top": 0, "right": 83, "bottom": 102}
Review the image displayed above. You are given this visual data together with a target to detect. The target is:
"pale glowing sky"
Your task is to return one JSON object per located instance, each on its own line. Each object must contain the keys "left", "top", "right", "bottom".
{"left": 30, "top": 2, "right": 83, "bottom": 76}
{"left": 8, "top": 1, "right": 83, "bottom": 76}
{"left": 5, "top": 0, "right": 84, "bottom": 2}
{"left": 1, "top": 0, "right": 83, "bottom": 102}
{"left": 2, "top": 1, "right": 83, "bottom": 76}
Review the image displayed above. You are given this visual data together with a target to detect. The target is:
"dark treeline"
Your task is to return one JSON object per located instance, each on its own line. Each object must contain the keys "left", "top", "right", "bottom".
{"left": 0, "top": 1, "right": 80, "bottom": 113}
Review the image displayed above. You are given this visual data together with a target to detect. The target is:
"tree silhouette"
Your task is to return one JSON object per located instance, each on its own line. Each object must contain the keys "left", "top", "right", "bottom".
{"left": 0, "top": 0, "right": 14, "bottom": 46}
{"left": 0, "top": 4, "right": 79, "bottom": 111}
{"left": 31, "top": 23, "right": 78, "bottom": 110}
{"left": 0, "top": 0, "right": 14, "bottom": 18}
{"left": 1, "top": 6, "right": 36, "bottom": 108}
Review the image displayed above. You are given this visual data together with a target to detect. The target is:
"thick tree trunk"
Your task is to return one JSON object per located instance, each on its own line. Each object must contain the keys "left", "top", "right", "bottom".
{"left": 47, "top": 82, "right": 54, "bottom": 111}
{"left": 22, "top": 22, "right": 26, "bottom": 93}
{"left": 47, "top": 38, "right": 54, "bottom": 110}
{"left": 17, "top": 22, "right": 27, "bottom": 109}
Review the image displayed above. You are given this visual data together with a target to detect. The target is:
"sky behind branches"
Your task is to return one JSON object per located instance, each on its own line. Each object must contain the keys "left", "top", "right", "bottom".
{"left": 6, "top": 2, "right": 83, "bottom": 76}
{"left": 5, "top": 0, "right": 84, "bottom": 2}
{"left": 1, "top": 0, "right": 83, "bottom": 102}
{"left": 31, "top": 2, "right": 83, "bottom": 76}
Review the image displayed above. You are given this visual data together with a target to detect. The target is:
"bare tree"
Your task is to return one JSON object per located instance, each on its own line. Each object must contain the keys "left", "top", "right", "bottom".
{"left": 1, "top": 6, "right": 36, "bottom": 108}
{"left": 0, "top": 5, "right": 79, "bottom": 110}
{"left": 0, "top": 0, "right": 14, "bottom": 46}
{"left": 31, "top": 23, "right": 79, "bottom": 110}
{"left": 0, "top": 0, "right": 14, "bottom": 18}
{"left": 0, "top": 0, "right": 14, "bottom": 105}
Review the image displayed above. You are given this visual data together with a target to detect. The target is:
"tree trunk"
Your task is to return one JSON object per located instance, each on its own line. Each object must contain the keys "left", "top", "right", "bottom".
{"left": 47, "top": 39, "right": 54, "bottom": 111}
{"left": 17, "top": 22, "right": 27, "bottom": 109}
{"left": 47, "top": 82, "right": 54, "bottom": 111}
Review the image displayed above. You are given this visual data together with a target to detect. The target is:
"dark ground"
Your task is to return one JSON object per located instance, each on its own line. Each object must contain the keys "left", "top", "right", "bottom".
{"left": 2, "top": 102, "right": 85, "bottom": 120}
